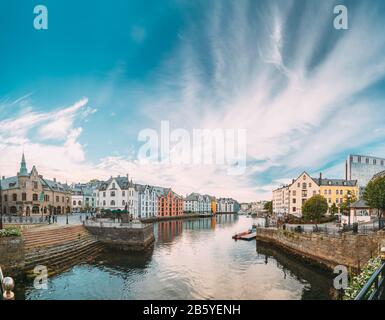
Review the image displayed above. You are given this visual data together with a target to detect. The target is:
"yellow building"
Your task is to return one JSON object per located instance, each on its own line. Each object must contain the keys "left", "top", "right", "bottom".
{"left": 318, "top": 175, "right": 358, "bottom": 213}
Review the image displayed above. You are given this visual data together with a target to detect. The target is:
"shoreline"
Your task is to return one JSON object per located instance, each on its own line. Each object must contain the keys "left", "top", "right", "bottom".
{"left": 140, "top": 212, "right": 237, "bottom": 223}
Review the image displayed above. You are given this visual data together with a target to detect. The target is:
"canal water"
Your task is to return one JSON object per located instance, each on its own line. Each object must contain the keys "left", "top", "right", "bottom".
{"left": 16, "top": 215, "right": 334, "bottom": 300}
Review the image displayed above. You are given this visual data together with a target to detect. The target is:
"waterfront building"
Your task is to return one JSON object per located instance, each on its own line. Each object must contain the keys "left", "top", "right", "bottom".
{"left": 217, "top": 198, "right": 239, "bottom": 213}
{"left": 318, "top": 175, "right": 358, "bottom": 212}
{"left": 345, "top": 154, "right": 385, "bottom": 195}
{"left": 136, "top": 184, "right": 158, "bottom": 218}
{"left": 286, "top": 172, "right": 358, "bottom": 217}
{"left": 272, "top": 185, "right": 290, "bottom": 216}
{"left": 0, "top": 153, "right": 71, "bottom": 215}
{"left": 250, "top": 200, "right": 269, "bottom": 213}
{"left": 70, "top": 184, "right": 84, "bottom": 213}
{"left": 183, "top": 193, "right": 212, "bottom": 214}
{"left": 96, "top": 175, "right": 139, "bottom": 216}
{"left": 154, "top": 187, "right": 183, "bottom": 217}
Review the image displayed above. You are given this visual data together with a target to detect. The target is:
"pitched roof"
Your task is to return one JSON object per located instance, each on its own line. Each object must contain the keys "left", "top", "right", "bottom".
{"left": 98, "top": 176, "right": 134, "bottom": 191}
{"left": 313, "top": 178, "right": 357, "bottom": 187}
{"left": 0, "top": 176, "right": 19, "bottom": 190}
{"left": 350, "top": 199, "right": 370, "bottom": 209}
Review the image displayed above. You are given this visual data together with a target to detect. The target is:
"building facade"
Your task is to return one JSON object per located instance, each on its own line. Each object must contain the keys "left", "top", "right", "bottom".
{"left": 183, "top": 193, "right": 212, "bottom": 214}
{"left": 155, "top": 187, "right": 183, "bottom": 217}
{"left": 346, "top": 154, "right": 385, "bottom": 195}
{"left": 136, "top": 184, "right": 158, "bottom": 218}
{"left": 0, "top": 154, "right": 71, "bottom": 216}
{"left": 96, "top": 176, "right": 139, "bottom": 216}
{"left": 217, "top": 198, "right": 239, "bottom": 213}
{"left": 272, "top": 185, "right": 290, "bottom": 216}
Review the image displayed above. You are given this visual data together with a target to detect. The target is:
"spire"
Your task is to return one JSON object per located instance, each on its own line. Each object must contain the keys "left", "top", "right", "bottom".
{"left": 19, "top": 152, "right": 28, "bottom": 176}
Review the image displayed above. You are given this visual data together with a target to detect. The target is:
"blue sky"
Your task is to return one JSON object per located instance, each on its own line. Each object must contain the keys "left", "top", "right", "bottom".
{"left": 1, "top": 0, "right": 385, "bottom": 201}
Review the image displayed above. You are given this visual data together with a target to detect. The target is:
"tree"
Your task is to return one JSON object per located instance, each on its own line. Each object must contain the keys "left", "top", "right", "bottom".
{"left": 264, "top": 201, "right": 273, "bottom": 215}
{"left": 339, "top": 191, "right": 357, "bottom": 214}
{"left": 330, "top": 203, "right": 338, "bottom": 216}
{"left": 302, "top": 195, "right": 328, "bottom": 223}
{"left": 363, "top": 176, "right": 385, "bottom": 230}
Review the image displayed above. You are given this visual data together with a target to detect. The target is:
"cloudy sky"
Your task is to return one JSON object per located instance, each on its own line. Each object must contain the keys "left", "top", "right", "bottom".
{"left": 1, "top": 0, "right": 385, "bottom": 202}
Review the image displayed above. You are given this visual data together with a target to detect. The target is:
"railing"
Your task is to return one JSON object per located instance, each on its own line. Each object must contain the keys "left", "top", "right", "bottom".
{"left": 84, "top": 219, "right": 148, "bottom": 229}
{"left": 282, "top": 223, "right": 383, "bottom": 236}
{"left": 1, "top": 215, "right": 46, "bottom": 225}
{"left": 355, "top": 262, "right": 385, "bottom": 300}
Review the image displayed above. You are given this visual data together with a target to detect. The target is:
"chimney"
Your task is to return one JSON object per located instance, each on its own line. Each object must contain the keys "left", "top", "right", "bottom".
{"left": 292, "top": 179, "right": 295, "bottom": 184}
{"left": 53, "top": 178, "right": 56, "bottom": 182}
{"left": 319, "top": 172, "right": 322, "bottom": 185}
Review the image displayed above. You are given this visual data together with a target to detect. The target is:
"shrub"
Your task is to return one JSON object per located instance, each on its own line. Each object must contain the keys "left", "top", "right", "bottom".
{"left": 0, "top": 227, "right": 22, "bottom": 238}
{"left": 343, "top": 257, "right": 382, "bottom": 300}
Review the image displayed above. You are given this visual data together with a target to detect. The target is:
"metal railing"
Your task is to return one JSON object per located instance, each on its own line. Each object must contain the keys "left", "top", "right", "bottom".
{"left": 1, "top": 215, "right": 46, "bottom": 225}
{"left": 355, "top": 262, "right": 385, "bottom": 300}
{"left": 282, "top": 223, "right": 384, "bottom": 236}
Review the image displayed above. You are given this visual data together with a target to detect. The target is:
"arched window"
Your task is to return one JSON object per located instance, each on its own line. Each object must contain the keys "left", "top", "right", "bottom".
{"left": 78, "top": 201, "right": 82, "bottom": 205}
{"left": 73, "top": 200, "right": 76, "bottom": 205}
{"left": 110, "top": 200, "right": 115, "bottom": 206}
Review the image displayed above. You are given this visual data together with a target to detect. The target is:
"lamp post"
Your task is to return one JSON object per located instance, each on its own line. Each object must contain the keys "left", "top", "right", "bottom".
{"left": 347, "top": 193, "right": 352, "bottom": 228}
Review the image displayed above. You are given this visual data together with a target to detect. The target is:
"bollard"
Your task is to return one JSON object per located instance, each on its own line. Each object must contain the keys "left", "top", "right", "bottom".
{"left": 2, "top": 277, "right": 15, "bottom": 300}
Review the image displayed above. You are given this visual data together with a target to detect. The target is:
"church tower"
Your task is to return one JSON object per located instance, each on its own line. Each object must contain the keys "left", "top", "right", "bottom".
{"left": 18, "top": 152, "right": 29, "bottom": 176}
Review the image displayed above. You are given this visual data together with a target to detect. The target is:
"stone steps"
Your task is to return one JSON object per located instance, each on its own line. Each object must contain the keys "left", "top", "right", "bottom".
{"left": 23, "top": 225, "right": 104, "bottom": 276}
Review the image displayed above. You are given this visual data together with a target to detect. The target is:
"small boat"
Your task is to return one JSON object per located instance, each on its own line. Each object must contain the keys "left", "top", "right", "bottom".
{"left": 232, "top": 230, "right": 252, "bottom": 240}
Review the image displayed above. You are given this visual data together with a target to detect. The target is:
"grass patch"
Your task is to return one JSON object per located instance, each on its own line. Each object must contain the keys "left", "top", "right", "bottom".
{"left": 0, "top": 226, "right": 22, "bottom": 238}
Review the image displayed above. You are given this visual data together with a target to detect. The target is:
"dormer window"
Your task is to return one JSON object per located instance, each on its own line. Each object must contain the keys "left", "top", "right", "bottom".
{"left": 112, "top": 183, "right": 116, "bottom": 189}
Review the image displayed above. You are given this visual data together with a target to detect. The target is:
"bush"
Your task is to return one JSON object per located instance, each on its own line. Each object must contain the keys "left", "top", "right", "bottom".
{"left": 343, "top": 257, "right": 382, "bottom": 300}
{"left": 0, "top": 227, "right": 21, "bottom": 238}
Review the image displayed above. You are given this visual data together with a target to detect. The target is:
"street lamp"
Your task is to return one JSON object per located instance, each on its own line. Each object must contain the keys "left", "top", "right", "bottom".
{"left": 347, "top": 193, "right": 352, "bottom": 228}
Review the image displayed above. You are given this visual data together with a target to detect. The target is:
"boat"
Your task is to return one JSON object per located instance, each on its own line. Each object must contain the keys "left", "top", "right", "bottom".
{"left": 232, "top": 230, "right": 250, "bottom": 240}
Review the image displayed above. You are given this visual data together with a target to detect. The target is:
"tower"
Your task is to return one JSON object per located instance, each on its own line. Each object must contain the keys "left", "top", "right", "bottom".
{"left": 19, "top": 153, "right": 29, "bottom": 176}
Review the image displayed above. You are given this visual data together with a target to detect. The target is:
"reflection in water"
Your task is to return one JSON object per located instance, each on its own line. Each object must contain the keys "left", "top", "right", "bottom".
{"left": 18, "top": 215, "right": 333, "bottom": 300}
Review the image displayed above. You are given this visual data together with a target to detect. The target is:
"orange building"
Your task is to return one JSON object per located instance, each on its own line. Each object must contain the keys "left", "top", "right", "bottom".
{"left": 155, "top": 187, "right": 183, "bottom": 217}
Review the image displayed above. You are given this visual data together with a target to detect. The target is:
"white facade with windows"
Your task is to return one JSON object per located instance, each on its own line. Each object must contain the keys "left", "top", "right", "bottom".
{"left": 136, "top": 184, "right": 158, "bottom": 218}
{"left": 183, "top": 193, "right": 212, "bottom": 213}
{"left": 217, "top": 198, "right": 238, "bottom": 213}
{"left": 96, "top": 176, "right": 139, "bottom": 217}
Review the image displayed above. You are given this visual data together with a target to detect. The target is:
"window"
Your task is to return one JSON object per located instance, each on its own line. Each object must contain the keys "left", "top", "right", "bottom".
{"left": 336, "top": 199, "right": 339, "bottom": 204}
{"left": 122, "top": 200, "right": 125, "bottom": 205}
{"left": 382, "top": 160, "right": 384, "bottom": 166}
{"left": 122, "top": 191, "right": 125, "bottom": 196}
{"left": 78, "top": 201, "right": 82, "bottom": 205}
{"left": 324, "top": 190, "right": 327, "bottom": 195}
{"left": 303, "top": 175, "right": 306, "bottom": 180}
{"left": 33, "top": 194, "right": 38, "bottom": 201}
{"left": 103, "top": 200, "right": 106, "bottom": 206}
{"left": 112, "top": 183, "right": 116, "bottom": 189}
{"left": 366, "top": 158, "right": 369, "bottom": 164}
{"left": 22, "top": 193, "right": 27, "bottom": 201}
{"left": 110, "top": 200, "right": 115, "bottom": 206}
{"left": 73, "top": 200, "right": 76, "bottom": 205}
{"left": 336, "top": 190, "right": 339, "bottom": 195}
{"left": 110, "top": 191, "right": 115, "bottom": 197}
{"left": 4, "top": 195, "right": 7, "bottom": 202}
{"left": 292, "top": 198, "right": 296, "bottom": 204}
{"left": 309, "top": 183, "right": 312, "bottom": 187}
{"left": 12, "top": 194, "right": 17, "bottom": 201}
{"left": 33, "top": 181, "right": 38, "bottom": 189}
{"left": 292, "top": 190, "right": 296, "bottom": 196}
{"left": 302, "top": 183, "right": 307, "bottom": 189}
{"left": 374, "top": 159, "right": 377, "bottom": 165}
{"left": 302, "top": 190, "right": 307, "bottom": 198}
{"left": 328, "top": 198, "right": 332, "bottom": 203}
{"left": 62, "top": 197, "right": 64, "bottom": 202}
{"left": 297, "top": 183, "right": 300, "bottom": 187}
{"left": 340, "top": 190, "right": 343, "bottom": 194}
{"left": 328, "top": 190, "right": 332, "bottom": 195}
{"left": 103, "top": 192, "right": 106, "bottom": 197}
{"left": 358, "top": 156, "right": 361, "bottom": 163}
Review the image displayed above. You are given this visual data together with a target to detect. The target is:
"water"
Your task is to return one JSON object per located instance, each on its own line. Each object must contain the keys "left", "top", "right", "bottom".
{"left": 16, "top": 215, "right": 334, "bottom": 300}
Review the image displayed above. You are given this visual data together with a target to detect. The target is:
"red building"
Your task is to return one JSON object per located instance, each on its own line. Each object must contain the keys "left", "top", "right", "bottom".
{"left": 155, "top": 187, "right": 183, "bottom": 217}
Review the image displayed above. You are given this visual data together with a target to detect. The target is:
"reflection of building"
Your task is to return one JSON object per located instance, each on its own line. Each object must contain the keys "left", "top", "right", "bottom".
{"left": 346, "top": 155, "right": 385, "bottom": 195}
{"left": 0, "top": 153, "right": 71, "bottom": 216}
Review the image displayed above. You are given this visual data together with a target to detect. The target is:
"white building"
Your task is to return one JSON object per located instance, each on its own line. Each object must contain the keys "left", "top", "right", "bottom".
{"left": 136, "top": 184, "right": 158, "bottom": 219}
{"left": 183, "top": 193, "right": 212, "bottom": 213}
{"left": 272, "top": 185, "right": 290, "bottom": 217}
{"left": 96, "top": 176, "right": 139, "bottom": 217}
{"left": 217, "top": 198, "right": 239, "bottom": 213}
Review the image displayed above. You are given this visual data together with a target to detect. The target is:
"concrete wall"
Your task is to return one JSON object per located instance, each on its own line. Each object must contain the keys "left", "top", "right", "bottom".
{"left": 256, "top": 228, "right": 385, "bottom": 272}
{"left": 86, "top": 225, "right": 154, "bottom": 251}
{"left": 0, "top": 237, "right": 25, "bottom": 274}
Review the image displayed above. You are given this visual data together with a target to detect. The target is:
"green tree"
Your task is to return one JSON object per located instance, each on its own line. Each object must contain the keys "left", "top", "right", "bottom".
{"left": 363, "top": 176, "right": 385, "bottom": 230}
{"left": 330, "top": 203, "right": 338, "bottom": 216}
{"left": 339, "top": 191, "right": 357, "bottom": 214}
{"left": 264, "top": 201, "right": 273, "bottom": 215}
{"left": 302, "top": 195, "right": 328, "bottom": 223}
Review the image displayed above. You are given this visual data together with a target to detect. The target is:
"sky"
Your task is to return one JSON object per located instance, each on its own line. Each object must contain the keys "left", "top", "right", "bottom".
{"left": 1, "top": 0, "right": 385, "bottom": 202}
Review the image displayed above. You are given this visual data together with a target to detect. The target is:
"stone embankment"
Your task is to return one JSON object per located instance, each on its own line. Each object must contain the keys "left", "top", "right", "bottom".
{"left": 256, "top": 227, "right": 385, "bottom": 272}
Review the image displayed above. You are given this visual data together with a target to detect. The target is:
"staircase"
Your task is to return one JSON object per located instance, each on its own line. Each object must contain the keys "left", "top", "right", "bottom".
{"left": 23, "top": 225, "right": 104, "bottom": 276}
